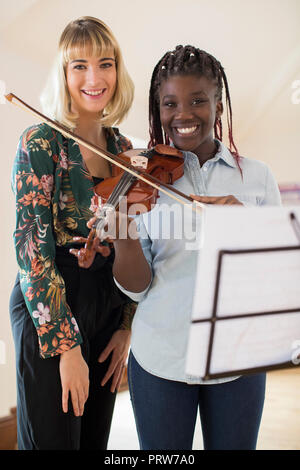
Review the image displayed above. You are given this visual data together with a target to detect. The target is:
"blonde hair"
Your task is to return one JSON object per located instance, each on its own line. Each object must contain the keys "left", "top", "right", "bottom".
{"left": 40, "top": 16, "right": 134, "bottom": 128}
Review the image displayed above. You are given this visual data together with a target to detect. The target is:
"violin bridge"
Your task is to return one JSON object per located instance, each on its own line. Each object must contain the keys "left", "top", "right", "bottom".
{"left": 130, "top": 155, "right": 148, "bottom": 169}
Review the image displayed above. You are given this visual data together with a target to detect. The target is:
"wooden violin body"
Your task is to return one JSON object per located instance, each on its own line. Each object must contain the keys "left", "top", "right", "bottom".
{"left": 82, "top": 144, "right": 184, "bottom": 266}
{"left": 93, "top": 144, "right": 184, "bottom": 213}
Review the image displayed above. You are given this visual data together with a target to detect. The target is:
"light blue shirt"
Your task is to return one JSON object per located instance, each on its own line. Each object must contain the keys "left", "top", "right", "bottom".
{"left": 116, "top": 140, "right": 281, "bottom": 384}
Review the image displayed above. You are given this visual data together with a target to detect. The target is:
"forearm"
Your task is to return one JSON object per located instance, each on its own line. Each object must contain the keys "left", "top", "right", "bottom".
{"left": 119, "top": 301, "right": 137, "bottom": 330}
{"left": 113, "top": 238, "right": 151, "bottom": 292}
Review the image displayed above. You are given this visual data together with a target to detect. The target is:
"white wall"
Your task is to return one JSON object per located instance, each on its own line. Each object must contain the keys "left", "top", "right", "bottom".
{"left": 0, "top": 0, "right": 299, "bottom": 417}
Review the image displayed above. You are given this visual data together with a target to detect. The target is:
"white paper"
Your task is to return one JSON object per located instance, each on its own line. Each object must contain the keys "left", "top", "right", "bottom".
{"left": 185, "top": 205, "right": 300, "bottom": 378}
{"left": 218, "top": 250, "right": 300, "bottom": 315}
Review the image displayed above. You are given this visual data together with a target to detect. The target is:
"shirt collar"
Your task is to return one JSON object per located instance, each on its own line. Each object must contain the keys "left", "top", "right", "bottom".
{"left": 211, "top": 139, "right": 237, "bottom": 168}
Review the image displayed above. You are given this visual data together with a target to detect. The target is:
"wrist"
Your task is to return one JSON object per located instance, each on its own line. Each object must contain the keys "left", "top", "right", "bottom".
{"left": 60, "top": 344, "right": 81, "bottom": 361}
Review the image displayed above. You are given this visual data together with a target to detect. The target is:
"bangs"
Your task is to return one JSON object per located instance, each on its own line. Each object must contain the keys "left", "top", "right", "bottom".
{"left": 62, "top": 28, "right": 116, "bottom": 65}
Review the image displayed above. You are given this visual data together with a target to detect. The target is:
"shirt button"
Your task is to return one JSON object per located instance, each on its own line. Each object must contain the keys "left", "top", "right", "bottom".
{"left": 203, "top": 167, "right": 208, "bottom": 172}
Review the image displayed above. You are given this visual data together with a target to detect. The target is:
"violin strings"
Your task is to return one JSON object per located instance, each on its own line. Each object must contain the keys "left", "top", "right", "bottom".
{"left": 94, "top": 172, "right": 136, "bottom": 238}
{"left": 112, "top": 172, "right": 135, "bottom": 204}
{"left": 97, "top": 172, "right": 135, "bottom": 221}
{"left": 107, "top": 172, "right": 136, "bottom": 208}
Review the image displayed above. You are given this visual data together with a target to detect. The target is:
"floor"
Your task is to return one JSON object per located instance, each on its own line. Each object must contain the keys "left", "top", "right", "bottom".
{"left": 108, "top": 368, "right": 300, "bottom": 450}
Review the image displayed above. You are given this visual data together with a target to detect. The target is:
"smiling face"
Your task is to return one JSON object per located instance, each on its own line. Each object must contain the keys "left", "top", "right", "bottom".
{"left": 159, "top": 74, "right": 223, "bottom": 159}
{"left": 66, "top": 50, "right": 117, "bottom": 118}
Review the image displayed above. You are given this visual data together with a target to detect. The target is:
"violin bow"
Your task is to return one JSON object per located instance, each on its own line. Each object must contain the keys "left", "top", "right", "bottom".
{"left": 5, "top": 93, "right": 203, "bottom": 211}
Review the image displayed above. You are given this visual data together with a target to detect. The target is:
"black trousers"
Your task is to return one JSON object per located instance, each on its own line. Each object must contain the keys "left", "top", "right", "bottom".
{"left": 9, "top": 247, "right": 125, "bottom": 450}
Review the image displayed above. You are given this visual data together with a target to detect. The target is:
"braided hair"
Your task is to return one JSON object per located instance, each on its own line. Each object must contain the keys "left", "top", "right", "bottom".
{"left": 149, "top": 45, "right": 241, "bottom": 171}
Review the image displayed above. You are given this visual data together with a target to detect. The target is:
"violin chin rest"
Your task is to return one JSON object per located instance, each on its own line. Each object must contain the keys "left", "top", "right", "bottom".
{"left": 154, "top": 144, "right": 183, "bottom": 158}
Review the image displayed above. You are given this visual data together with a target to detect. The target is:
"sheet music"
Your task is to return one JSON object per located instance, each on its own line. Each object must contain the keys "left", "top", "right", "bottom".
{"left": 218, "top": 250, "right": 300, "bottom": 315}
{"left": 185, "top": 205, "right": 300, "bottom": 378}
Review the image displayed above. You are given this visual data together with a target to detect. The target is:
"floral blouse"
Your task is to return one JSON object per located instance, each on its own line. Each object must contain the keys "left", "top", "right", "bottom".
{"left": 12, "top": 123, "right": 136, "bottom": 359}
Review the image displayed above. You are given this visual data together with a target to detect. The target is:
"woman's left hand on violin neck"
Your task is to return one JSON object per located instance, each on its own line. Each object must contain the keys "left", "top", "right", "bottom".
{"left": 190, "top": 194, "right": 243, "bottom": 205}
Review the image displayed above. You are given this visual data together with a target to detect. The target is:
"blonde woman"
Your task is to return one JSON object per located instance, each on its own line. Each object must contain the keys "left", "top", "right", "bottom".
{"left": 9, "top": 17, "right": 135, "bottom": 450}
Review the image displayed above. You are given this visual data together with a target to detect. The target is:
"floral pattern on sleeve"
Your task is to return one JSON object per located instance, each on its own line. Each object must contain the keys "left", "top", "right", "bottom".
{"left": 12, "top": 125, "right": 87, "bottom": 358}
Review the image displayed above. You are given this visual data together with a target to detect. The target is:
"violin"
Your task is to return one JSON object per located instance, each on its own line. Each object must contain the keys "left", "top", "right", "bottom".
{"left": 79, "top": 145, "right": 185, "bottom": 266}
{"left": 94, "top": 144, "right": 184, "bottom": 213}
{"left": 5, "top": 93, "right": 202, "bottom": 267}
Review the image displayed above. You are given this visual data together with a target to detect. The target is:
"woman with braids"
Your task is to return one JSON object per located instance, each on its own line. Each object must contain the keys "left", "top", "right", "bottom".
{"left": 9, "top": 17, "right": 136, "bottom": 450}
{"left": 84, "top": 45, "right": 281, "bottom": 449}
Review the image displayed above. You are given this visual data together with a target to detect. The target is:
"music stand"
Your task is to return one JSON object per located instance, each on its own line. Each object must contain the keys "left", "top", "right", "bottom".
{"left": 186, "top": 209, "right": 300, "bottom": 381}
